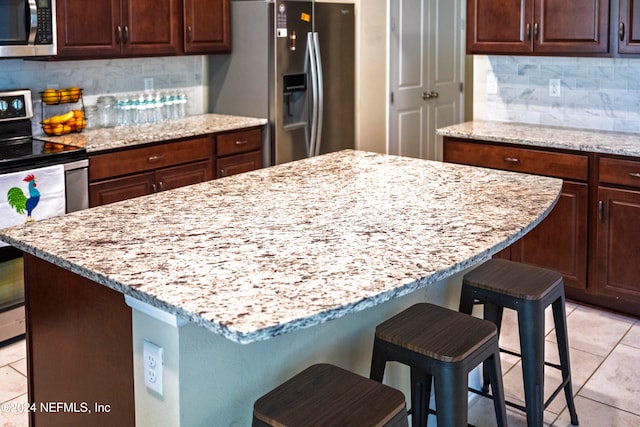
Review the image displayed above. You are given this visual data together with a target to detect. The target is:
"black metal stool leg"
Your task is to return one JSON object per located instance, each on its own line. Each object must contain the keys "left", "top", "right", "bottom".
{"left": 410, "top": 368, "right": 432, "bottom": 427}
{"left": 518, "top": 302, "right": 546, "bottom": 427}
{"left": 552, "top": 297, "right": 579, "bottom": 426}
{"left": 486, "top": 350, "right": 508, "bottom": 427}
{"left": 433, "top": 367, "right": 469, "bottom": 427}
{"left": 482, "top": 302, "right": 503, "bottom": 393}
{"left": 370, "top": 338, "right": 387, "bottom": 382}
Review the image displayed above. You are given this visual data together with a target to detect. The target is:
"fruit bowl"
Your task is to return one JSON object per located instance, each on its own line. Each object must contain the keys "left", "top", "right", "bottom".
{"left": 40, "top": 87, "right": 83, "bottom": 105}
{"left": 41, "top": 110, "right": 86, "bottom": 136}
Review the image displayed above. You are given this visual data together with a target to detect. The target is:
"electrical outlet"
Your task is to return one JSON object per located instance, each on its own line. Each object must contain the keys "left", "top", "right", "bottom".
{"left": 486, "top": 74, "right": 498, "bottom": 95}
{"left": 549, "top": 79, "right": 561, "bottom": 97}
{"left": 143, "top": 340, "right": 163, "bottom": 396}
{"left": 144, "top": 78, "right": 154, "bottom": 92}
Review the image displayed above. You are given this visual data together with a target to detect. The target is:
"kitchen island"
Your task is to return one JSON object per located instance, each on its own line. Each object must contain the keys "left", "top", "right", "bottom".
{"left": 0, "top": 150, "right": 562, "bottom": 426}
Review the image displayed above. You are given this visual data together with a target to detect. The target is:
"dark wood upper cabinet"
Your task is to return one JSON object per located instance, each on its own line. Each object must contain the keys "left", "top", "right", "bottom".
{"left": 183, "top": 0, "right": 231, "bottom": 54}
{"left": 467, "top": 0, "right": 610, "bottom": 55}
{"left": 618, "top": 0, "right": 640, "bottom": 53}
{"left": 121, "top": 0, "right": 182, "bottom": 57}
{"left": 57, "top": 0, "right": 229, "bottom": 59}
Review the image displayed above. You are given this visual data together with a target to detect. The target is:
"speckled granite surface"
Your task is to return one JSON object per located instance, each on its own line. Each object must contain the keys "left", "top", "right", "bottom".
{"left": 0, "top": 150, "right": 562, "bottom": 344}
{"left": 38, "top": 113, "right": 267, "bottom": 153}
{"left": 437, "top": 121, "right": 640, "bottom": 157}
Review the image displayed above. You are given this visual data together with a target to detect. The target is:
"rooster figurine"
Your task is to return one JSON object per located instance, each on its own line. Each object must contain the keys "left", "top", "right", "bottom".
{"left": 7, "top": 174, "right": 41, "bottom": 223}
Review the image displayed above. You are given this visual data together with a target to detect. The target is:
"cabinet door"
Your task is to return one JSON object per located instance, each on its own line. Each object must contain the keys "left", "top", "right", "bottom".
{"left": 467, "top": 0, "right": 533, "bottom": 54}
{"left": 535, "top": 0, "right": 610, "bottom": 54}
{"left": 595, "top": 187, "right": 640, "bottom": 307}
{"left": 156, "top": 160, "right": 212, "bottom": 191}
{"left": 511, "top": 181, "right": 588, "bottom": 290}
{"left": 121, "top": 0, "right": 182, "bottom": 56}
{"left": 56, "top": 0, "right": 121, "bottom": 58}
{"left": 183, "top": 0, "right": 231, "bottom": 53}
{"left": 619, "top": 0, "right": 640, "bottom": 53}
{"left": 89, "top": 172, "right": 156, "bottom": 207}
{"left": 217, "top": 152, "right": 263, "bottom": 178}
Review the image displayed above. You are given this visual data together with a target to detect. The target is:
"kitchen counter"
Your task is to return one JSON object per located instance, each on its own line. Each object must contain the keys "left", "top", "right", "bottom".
{"left": 437, "top": 120, "right": 640, "bottom": 157}
{"left": 0, "top": 149, "right": 563, "bottom": 426}
{"left": 0, "top": 150, "right": 561, "bottom": 344}
{"left": 38, "top": 113, "right": 267, "bottom": 153}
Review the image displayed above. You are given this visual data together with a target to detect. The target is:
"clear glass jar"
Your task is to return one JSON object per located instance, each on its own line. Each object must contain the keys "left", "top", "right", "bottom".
{"left": 96, "top": 95, "right": 117, "bottom": 128}
{"left": 84, "top": 105, "right": 99, "bottom": 130}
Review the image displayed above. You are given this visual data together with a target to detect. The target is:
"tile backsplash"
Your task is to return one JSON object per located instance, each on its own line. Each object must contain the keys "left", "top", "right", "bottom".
{"left": 473, "top": 56, "right": 640, "bottom": 133}
{"left": 0, "top": 56, "right": 206, "bottom": 135}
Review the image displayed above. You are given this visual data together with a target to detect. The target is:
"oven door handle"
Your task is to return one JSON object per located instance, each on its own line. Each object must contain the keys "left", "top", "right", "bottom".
{"left": 27, "top": 0, "right": 38, "bottom": 45}
{"left": 63, "top": 159, "right": 89, "bottom": 171}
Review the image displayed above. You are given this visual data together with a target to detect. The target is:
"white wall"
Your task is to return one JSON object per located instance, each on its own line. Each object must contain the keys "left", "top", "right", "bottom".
{"left": 473, "top": 55, "right": 640, "bottom": 133}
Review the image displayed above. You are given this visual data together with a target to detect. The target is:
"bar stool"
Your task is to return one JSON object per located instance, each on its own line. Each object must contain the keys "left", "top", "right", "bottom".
{"left": 252, "top": 363, "right": 409, "bottom": 427}
{"left": 459, "top": 258, "right": 579, "bottom": 427}
{"left": 369, "top": 302, "right": 507, "bottom": 427}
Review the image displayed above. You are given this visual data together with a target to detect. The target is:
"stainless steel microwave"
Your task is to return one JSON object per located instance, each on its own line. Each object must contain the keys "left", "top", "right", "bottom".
{"left": 0, "top": 0, "right": 57, "bottom": 58}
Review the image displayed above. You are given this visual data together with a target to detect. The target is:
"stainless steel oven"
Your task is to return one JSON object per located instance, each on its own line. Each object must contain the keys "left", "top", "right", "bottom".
{"left": 0, "top": 89, "right": 87, "bottom": 343}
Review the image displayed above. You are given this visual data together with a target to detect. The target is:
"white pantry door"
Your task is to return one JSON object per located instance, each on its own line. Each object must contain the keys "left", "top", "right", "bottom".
{"left": 388, "top": 0, "right": 464, "bottom": 160}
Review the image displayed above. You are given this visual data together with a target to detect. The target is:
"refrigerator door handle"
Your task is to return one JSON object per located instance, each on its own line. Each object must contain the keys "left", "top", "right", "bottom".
{"left": 307, "top": 32, "right": 319, "bottom": 158}
{"left": 313, "top": 32, "right": 324, "bottom": 156}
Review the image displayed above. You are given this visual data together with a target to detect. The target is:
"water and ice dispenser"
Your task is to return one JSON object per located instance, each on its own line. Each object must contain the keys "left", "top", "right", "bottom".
{"left": 282, "top": 73, "right": 307, "bottom": 127}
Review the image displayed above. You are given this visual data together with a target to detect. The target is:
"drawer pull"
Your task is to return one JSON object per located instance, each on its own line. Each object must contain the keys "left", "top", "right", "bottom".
{"left": 629, "top": 172, "right": 640, "bottom": 178}
{"left": 234, "top": 140, "right": 250, "bottom": 145}
{"left": 151, "top": 183, "right": 158, "bottom": 193}
{"left": 148, "top": 155, "right": 164, "bottom": 162}
{"left": 158, "top": 181, "right": 165, "bottom": 191}
{"left": 220, "top": 169, "right": 227, "bottom": 177}
{"left": 503, "top": 157, "right": 520, "bottom": 164}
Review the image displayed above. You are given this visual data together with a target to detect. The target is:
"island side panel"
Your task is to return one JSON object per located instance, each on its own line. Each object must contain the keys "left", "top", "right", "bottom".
{"left": 24, "top": 254, "right": 135, "bottom": 427}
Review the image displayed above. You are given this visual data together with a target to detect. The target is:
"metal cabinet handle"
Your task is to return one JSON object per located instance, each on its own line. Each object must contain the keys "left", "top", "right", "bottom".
{"left": 148, "top": 155, "right": 164, "bottom": 162}
{"left": 629, "top": 172, "right": 640, "bottom": 178}
{"left": 116, "top": 26, "right": 122, "bottom": 44}
{"left": 533, "top": 23, "right": 539, "bottom": 40}
{"left": 526, "top": 23, "right": 531, "bottom": 40}
{"left": 598, "top": 200, "right": 604, "bottom": 220}
{"left": 158, "top": 181, "right": 165, "bottom": 191}
{"left": 187, "top": 26, "right": 193, "bottom": 42}
{"left": 220, "top": 169, "right": 227, "bottom": 177}
{"left": 235, "top": 140, "right": 249, "bottom": 145}
{"left": 151, "top": 183, "right": 157, "bottom": 193}
{"left": 422, "top": 91, "right": 439, "bottom": 100}
{"left": 620, "top": 22, "right": 626, "bottom": 42}
{"left": 503, "top": 157, "right": 520, "bottom": 164}
{"left": 123, "top": 26, "right": 129, "bottom": 44}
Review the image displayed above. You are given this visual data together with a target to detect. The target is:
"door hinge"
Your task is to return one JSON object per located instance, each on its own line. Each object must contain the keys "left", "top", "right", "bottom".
{"left": 390, "top": 92, "right": 394, "bottom": 104}
{"left": 460, "top": 82, "right": 464, "bottom": 92}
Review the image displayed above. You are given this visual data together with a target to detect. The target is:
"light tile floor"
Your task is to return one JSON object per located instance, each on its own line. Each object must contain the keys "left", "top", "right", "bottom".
{"left": 0, "top": 302, "right": 638, "bottom": 426}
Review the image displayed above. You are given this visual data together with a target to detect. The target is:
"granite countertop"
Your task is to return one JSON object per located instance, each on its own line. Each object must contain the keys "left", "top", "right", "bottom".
{"left": 0, "top": 150, "right": 562, "bottom": 344}
{"left": 38, "top": 113, "right": 267, "bottom": 153}
{"left": 437, "top": 121, "right": 640, "bottom": 157}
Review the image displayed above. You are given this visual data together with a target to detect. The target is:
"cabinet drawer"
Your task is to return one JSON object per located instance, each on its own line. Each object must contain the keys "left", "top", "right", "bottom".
{"left": 89, "top": 137, "right": 212, "bottom": 181}
{"left": 444, "top": 139, "right": 589, "bottom": 181}
{"left": 217, "top": 129, "right": 262, "bottom": 157}
{"left": 217, "top": 151, "right": 263, "bottom": 178}
{"left": 599, "top": 157, "right": 640, "bottom": 188}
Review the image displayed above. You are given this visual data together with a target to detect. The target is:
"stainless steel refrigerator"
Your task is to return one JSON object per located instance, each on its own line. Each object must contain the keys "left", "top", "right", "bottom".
{"left": 209, "top": 0, "right": 355, "bottom": 166}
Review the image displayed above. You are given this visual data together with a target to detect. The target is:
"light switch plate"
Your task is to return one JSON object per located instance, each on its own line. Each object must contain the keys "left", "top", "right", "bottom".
{"left": 549, "top": 79, "right": 561, "bottom": 97}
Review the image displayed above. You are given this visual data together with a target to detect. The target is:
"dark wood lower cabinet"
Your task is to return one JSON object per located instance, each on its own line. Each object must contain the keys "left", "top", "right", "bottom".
{"left": 595, "top": 186, "right": 640, "bottom": 312}
{"left": 24, "top": 255, "right": 134, "bottom": 427}
{"left": 444, "top": 136, "right": 640, "bottom": 317}
{"left": 511, "top": 181, "right": 588, "bottom": 291}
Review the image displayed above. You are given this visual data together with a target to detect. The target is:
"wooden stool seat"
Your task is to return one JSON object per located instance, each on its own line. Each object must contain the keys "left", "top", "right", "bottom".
{"left": 370, "top": 303, "right": 507, "bottom": 427}
{"left": 253, "top": 363, "right": 408, "bottom": 427}
{"left": 460, "top": 258, "right": 579, "bottom": 427}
